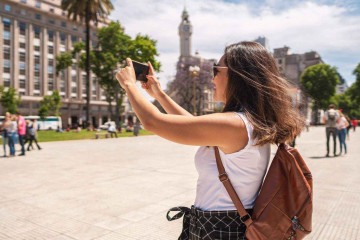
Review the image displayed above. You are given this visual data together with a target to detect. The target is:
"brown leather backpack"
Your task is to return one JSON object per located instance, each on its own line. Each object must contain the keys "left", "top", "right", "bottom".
{"left": 215, "top": 143, "right": 313, "bottom": 240}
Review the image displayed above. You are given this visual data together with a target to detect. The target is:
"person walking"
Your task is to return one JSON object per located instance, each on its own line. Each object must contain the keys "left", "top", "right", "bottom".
{"left": 7, "top": 115, "right": 18, "bottom": 157}
{"left": 15, "top": 112, "right": 26, "bottom": 156}
{"left": 115, "top": 42, "right": 304, "bottom": 239}
{"left": 1, "top": 112, "right": 11, "bottom": 157}
{"left": 337, "top": 112, "right": 349, "bottom": 156}
{"left": 323, "top": 104, "right": 339, "bottom": 157}
{"left": 27, "top": 121, "right": 42, "bottom": 151}
{"left": 352, "top": 118, "right": 358, "bottom": 132}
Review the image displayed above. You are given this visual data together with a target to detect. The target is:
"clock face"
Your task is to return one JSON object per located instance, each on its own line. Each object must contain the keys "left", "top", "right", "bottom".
{"left": 183, "top": 25, "right": 190, "bottom": 32}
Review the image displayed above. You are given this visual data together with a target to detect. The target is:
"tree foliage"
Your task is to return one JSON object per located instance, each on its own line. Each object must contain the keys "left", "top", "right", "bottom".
{"left": 167, "top": 57, "right": 214, "bottom": 115}
{"left": 0, "top": 86, "right": 21, "bottom": 114}
{"left": 91, "top": 21, "right": 160, "bottom": 127}
{"left": 301, "top": 63, "right": 340, "bottom": 110}
{"left": 38, "top": 91, "right": 62, "bottom": 118}
{"left": 61, "top": 0, "right": 113, "bottom": 124}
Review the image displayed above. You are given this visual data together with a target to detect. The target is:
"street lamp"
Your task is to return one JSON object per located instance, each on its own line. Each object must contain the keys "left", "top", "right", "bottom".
{"left": 189, "top": 65, "right": 200, "bottom": 115}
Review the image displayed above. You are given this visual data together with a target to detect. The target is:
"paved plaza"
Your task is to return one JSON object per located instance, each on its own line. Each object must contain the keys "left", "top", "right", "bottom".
{"left": 0, "top": 126, "right": 359, "bottom": 239}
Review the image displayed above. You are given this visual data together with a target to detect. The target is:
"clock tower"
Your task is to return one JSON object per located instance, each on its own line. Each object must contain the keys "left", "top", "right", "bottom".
{"left": 178, "top": 9, "right": 192, "bottom": 57}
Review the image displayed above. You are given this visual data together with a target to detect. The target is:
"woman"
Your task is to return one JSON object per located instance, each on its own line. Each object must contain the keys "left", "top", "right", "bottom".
{"left": 116, "top": 42, "right": 303, "bottom": 239}
{"left": 1, "top": 112, "right": 11, "bottom": 157}
{"left": 7, "top": 114, "right": 18, "bottom": 157}
{"left": 337, "top": 112, "right": 349, "bottom": 155}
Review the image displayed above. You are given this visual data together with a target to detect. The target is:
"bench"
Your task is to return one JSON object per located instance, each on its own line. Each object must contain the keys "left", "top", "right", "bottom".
{"left": 95, "top": 132, "right": 110, "bottom": 139}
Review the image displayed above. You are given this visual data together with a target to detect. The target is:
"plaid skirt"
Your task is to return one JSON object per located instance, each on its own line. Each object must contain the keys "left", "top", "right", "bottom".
{"left": 167, "top": 206, "right": 253, "bottom": 240}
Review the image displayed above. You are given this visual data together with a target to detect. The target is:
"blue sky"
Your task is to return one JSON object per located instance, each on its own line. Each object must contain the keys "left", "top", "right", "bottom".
{"left": 110, "top": 0, "right": 360, "bottom": 90}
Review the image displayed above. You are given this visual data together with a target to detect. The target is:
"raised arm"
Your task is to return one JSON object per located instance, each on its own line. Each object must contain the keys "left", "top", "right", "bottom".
{"left": 141, "top": 62, "right": 193, "bottom": 116}
{"left": 116, "top": 58, "right": 248, "bottom": 154}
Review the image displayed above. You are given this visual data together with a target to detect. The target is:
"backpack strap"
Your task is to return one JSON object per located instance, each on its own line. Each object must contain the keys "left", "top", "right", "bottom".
{"left": 214, "top": 147, "right": 253, "bottom": 227}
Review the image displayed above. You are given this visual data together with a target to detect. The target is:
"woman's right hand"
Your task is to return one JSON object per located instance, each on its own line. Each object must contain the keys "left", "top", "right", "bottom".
{"left": 141, "top": 62, "right": 165, "bottom": 99}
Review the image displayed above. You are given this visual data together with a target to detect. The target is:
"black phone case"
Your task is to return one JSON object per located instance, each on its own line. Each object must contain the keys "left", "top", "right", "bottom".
{"left": 132, "top": 61, "right": 149, "bottom": 82}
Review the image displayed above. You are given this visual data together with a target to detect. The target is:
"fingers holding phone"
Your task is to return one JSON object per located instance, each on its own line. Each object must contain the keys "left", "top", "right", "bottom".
{"left": 116, "top": 58, "right": 136, "bottom": 88}
{"left": 141, "top": 62, "right": 164, "bottom": 99}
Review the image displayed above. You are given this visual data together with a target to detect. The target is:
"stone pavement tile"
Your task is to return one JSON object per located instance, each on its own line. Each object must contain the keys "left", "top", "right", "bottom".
{"left": 0, "top": 200, "right": 47, "bottom": 219}
{"left": 114, "top": 221, "right": 160, "bottom": 239}
{"left": 305, "top": 223, "right": 326, "bottom": 240}
{"left": 0, "top": 232, "right": 11, "bottom": 240}
{"left": 0, "top": 217, "right": 39, "bottom": 237}
{"left": 93, "top": 216, "right": 132, "bottom": 231}
{"left": 94, "top": 232, "right": 137, "bottom": 240}
{"left": 315, "top": 224, "right": 360, "bottom": 240}
{"left": 312, "top": 189, "right": 343, "bottom": 224}
{"left": 49, "top": 234, "right": 77, "bottom": 240}
{"left": 326, "top": 191, "right": 360, "bottom": 229}
{"left": 12, "top": 227, "right": 62, "bottom": 240}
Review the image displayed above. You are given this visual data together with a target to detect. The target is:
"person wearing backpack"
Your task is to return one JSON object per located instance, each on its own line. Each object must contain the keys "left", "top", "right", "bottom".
{"left": 116, "top": 41, "right": 306, "bottom": 239}
{"left": 323, "top": 104, "right": 339, "bottom": 157}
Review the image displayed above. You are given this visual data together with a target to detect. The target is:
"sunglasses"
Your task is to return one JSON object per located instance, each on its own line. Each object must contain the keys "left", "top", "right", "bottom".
{"left": 213, "top": 63, "right": 228, "bottom": 77}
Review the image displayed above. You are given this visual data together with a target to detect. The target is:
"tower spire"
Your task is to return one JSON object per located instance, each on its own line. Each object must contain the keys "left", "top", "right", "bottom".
{"left": 179, "top": 9, "right": 192, "bottom": 57}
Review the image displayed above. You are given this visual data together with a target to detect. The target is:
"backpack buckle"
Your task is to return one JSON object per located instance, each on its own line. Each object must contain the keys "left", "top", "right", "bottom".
{"left": 240, "top": 213, "right": 251, "bottom": 224}
{"left": 218, "top": 173, "right": 229, "bottom": 182}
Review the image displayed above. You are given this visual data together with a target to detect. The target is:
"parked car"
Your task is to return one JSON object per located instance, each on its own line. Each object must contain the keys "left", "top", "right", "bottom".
{"left": 99, "top": 121, "right": 115, "bottom": 130}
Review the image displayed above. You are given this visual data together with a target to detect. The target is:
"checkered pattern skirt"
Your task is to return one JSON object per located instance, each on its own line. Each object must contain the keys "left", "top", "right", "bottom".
{"left": 167, "top": 206, "right": 253, "bottom": 240}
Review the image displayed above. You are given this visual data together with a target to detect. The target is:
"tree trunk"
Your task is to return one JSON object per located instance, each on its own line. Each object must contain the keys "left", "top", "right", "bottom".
{"left": 114, "top": 88, "right": 121, "bottom": 129}
{"left": 85, "top": 1, "right": 91, "bottom": 127}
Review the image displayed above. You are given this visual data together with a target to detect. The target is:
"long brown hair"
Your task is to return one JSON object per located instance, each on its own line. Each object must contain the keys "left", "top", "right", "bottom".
{"left": 223, "top": 41, "right": 303, "bottom": 145}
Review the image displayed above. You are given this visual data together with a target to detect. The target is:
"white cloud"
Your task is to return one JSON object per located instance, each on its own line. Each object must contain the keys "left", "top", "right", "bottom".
{"left": 110, "top": 0, "right": 360, "bottom": 91}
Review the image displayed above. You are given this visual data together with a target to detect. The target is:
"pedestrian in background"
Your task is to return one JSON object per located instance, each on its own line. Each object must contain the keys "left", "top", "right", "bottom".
{"left": 323, "top": 104, "right": 339, "bottom": 157}
{"left": 133, "top": 119, "right": 140, "bottom": 136}
{"left": 15, "top": 112, "right": 26, "bottom": 156}
{"left": 116, "top": 41, "right": 304, "bottom": 239}
{"left": 7, "top": 115, "right": 18, "bottom": 157}
{"left": 345, "top": 115, "right": 352, "bottom": 140}
{"left": 1, "top": 112, "right": 11, "bottom": 157}
{"left": 352, "top": 118, "right": 358, "bottom": 132}
{"left": 337, "top": 112, "right": 349, "bottom": 156}
{"left": 305, "top": 118, "right": 310, "bottom": 132}
{"left": 27, "top": 120, "right": 42, "bottom": 151}
{"left": 107, "top": 123, "right": 118, "bottom": 138}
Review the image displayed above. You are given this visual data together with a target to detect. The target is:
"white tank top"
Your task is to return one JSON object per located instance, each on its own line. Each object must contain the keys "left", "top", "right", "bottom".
{"left": 194, "top": 112, "right": 270, "bottom": 210}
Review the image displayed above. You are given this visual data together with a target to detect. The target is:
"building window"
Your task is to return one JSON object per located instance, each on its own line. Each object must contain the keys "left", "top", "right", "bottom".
{"left": 71, "top": 35, "right": 77, "bottom": 43}
{"left": 4, "top": 59, "right": 11, "bottom": 73}
{"left": 48, "top": 78, "right": 54, "bottom": 90}
{"left": 19, "top": 79, "right": 26, "bottom": 89}
{"left": 49, "top": 19, "right": 55, "bottom": 25}
{"left": 20, "top": 9, "right": 26, "bottom": 15}
{"left": 48, "top": 45, "right": 54, "bottom": 54}
{"left": 19, "top": 62, "right": 26, "bottom": 70}
{"left": 4, "top": 5, "right": 11, "bottom": 12}
{"left": 48, "top": 66, "right": 54, "bottom": 74}
{"left": 3, "top": 31, "right": 11, "bottom": 40}
{"left": 34, "top": 26, "right": 41, "bottom": 39}
{"left": 3, "top": 18, "right": 11, "bottom": 26}
{"left": 60, "top": 32, "right": 66, "bottom": 45}
{"left": 21, "top": 0, "right": 27, "bottom": 3}
{"left": 35, "top": 14, "right": 42, "bottom": 20}
{"left": 34, "top": 77, "right": 40, "bottom": 90}
{"left": 20, "top": 52, "right": 26, "bottom": 61}
{"left": 35, "top": 63, "right": 40, "bottom": 72}
{"left": 4, "top": 47, "right": 10, "bottom": 59}
{"left": 19, "top": 22, "right": 26, "bottom": 35}
{"left": 61, "top": 22, "right": 66, "bottom": 28}
{"left": 278, "top": 59, "right": 282, "bottom": 64}
{"left": 49, "top": 8, "right": 54, "bottom": 13}
{"left": 48, "top": 30, "right": 54, "bottom": 42}
{"left": 34, "top": 46, "right": 40, "bottom": 52}
{"left": 3, "top": 78, "right": 10, "bottom": 87}
{"left": 35, "top": 1, "right": 41, "bottom": 8}
{"left": 72, "top": 25, "right": 78, "bottom": 31}
{"left": 48, "top": 59, "right": 54, "bottom": 66}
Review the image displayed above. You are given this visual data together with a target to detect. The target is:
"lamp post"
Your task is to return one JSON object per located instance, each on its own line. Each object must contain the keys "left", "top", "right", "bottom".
{"left": 189, "top": 65, "right": 200, "bottom": 115}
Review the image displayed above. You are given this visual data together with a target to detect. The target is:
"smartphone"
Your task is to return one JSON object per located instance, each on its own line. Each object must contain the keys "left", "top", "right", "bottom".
{"left": 132, "top": 60, "right": 149, "bottom": 82}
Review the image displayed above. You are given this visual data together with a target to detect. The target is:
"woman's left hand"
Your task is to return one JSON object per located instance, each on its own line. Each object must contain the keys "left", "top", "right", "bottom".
{"left": 116, "top": 58, "right": 136, "bottom": 89}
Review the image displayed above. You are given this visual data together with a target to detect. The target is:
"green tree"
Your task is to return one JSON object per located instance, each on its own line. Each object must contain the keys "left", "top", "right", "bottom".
{"left": 38, "top": 91, "right": 62, "bottom": 118}
{"left": 0, "top": 86, "right": 21, "bottom": 114}
{"left": 61, "top": 0, "right": 113, "bottom": 125}
{"left": 301, "top": 64, "right": 340, "bottom": 123}
{"left": 91, "top": 21, "right": 161, "bottom": 127}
